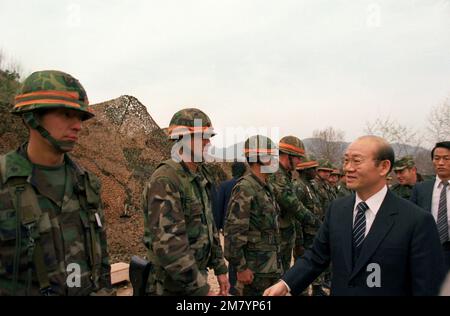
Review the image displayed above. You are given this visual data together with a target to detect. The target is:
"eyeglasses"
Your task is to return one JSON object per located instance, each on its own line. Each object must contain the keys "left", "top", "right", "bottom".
{"left": 343, "top": 156, "right": 375, "bottom": 167}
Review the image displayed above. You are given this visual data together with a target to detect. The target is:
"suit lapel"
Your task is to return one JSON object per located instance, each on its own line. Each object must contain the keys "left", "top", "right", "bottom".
{"left": 350, "top": 191, "right": 398, "bottom": 280}
{"left": 342, "top": 195, "right": 356, "bottom": 274}
{"left": 424, "top": 180, "right": 434, "bottom": 213}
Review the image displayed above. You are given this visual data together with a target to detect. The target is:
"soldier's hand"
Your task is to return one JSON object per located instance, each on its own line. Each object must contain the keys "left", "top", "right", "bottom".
{"left": 207, "top": 291, "right": 218, "bottom": 296}
{"left": 237, "top": 268, "right": 254, "bottom": 285}
{"left": 217, "top": 273, "right": 230, "bottom": 296}
{"left": 263, "top": 280, "right": 289, "bottom": 296}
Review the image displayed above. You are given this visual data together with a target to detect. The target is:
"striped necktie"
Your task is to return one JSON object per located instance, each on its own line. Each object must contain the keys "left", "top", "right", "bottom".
{"left": 353, "top": 201, "right": 369, "bottom": 262}
{"left": 437, "top": 181, "right": 449, "bottom": 244}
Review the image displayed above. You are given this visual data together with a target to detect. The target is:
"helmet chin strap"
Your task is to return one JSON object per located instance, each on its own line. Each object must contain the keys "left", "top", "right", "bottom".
{"left": 22, "top": 112, "right": 75, "bottom": 153}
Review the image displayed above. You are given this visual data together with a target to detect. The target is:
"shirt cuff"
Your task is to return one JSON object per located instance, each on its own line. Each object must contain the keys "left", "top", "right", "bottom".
{"left": 280, "top": 279, "right": 291, "bottom": 294}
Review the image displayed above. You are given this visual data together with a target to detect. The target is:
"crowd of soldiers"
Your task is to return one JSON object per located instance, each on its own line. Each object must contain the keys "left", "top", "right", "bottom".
{"left": 0, "top": 69, "right": 448, "bottom": 296}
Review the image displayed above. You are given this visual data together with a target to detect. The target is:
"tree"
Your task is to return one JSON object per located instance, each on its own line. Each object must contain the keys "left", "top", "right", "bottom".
{"left": 308, "top": 127, "right": 346, "bottom": 166}
{"left": 427, "top": 97, "right": 450, "bottom": 144}
{"left": 365, "top": 117, "right": 424, "bottom": 157}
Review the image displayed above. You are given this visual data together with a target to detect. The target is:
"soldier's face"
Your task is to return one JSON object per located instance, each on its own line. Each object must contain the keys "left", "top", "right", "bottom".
{"left": 39, "top": 108, "right": 83, "bottom": 149}
{"left": 329, "top": 174, "right": 339, "bottom": 185}
{"left": 394, "top": 167, "right": 417, "bottom": 185}
{"left": 343, "top": 139, "right": 390, "bottom": 194}
{"left": 433, "top": 147, "right": 450, "bottom": 180}
{"left": 317, "top": 170, "right": 331, "bottom": 181}
{"left": 186, "top": 133, "right": 211, "bottom": 162}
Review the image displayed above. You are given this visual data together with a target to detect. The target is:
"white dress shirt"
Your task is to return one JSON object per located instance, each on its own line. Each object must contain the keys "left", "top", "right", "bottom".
{"left": 431, "top": 176, "right": 450, "bottom": 237}
{"left": 354, "top": 185, "right": 388, "bottom": 237}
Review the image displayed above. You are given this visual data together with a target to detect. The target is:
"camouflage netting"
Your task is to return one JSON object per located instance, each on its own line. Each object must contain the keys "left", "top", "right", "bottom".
{"left": 70, "top": 95, "right": 172, "bottom": 263}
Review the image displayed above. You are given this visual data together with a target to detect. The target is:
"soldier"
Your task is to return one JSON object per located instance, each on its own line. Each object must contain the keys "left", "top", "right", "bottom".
{"left": 295, "top": 159, "right": 327, "bottom": 296}
{"left": 391, "top": 156, "right": 422, "bottom": 200}
{"left": 268, "top": 136, "right": 320, "bottom": 273}
{"left": 142, "top": 108, "right": 229, "bottom": 296}
{"left": 336, "top": 170, "right": 353, "bottom": 198}
{"left": 0, "top": 70, "right": 113, "bottom": 296}
{"left": 224, "top": 135, "right": 282, "bottom": 296}
{"left": 329, "top": 169, "right": 340, "bottom": 187}
{"left": 314, "top": 159, "right": 337, "bottom": 211}
{"left": 294, "top": 159, "right": 322, "bottom": 254}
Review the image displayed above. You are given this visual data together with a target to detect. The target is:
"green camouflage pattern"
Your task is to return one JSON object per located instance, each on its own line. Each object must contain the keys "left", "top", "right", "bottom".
{"left": 336, "top": 183, "right": 353, "bottom": 198}
{"left": 0, "top": 144, "right": 111, "bottom": 296}
{"left": 294, "top": 176, "right": 322, "bottom": 250}
{"left": 268, "top": 164, "right": 320, "bottom": 272}
{"left": 317, "top": 159, "right": 334, "bottom": 171}
{"left": 11, "top": 70, "right": 93, "bottom": 120}
{"left": 279, "top": 136, "right": 305, "bottom": 157}
{"left": 244, "top": 135, "right": 277, "bottom": 158}
{"left": 393, "top": 155, "right": 415, "bottom": 171}
{"left": 224, "top": 172, "right": 282, "bottom": 296}
{"left": 142, "top": 159, "right": 227, "bottom": 296}
{"left": 312, "top": 177, "right": 336, "bottom": 219}
{"left": 390, "top": 183, "right": 414, "bottom": 200}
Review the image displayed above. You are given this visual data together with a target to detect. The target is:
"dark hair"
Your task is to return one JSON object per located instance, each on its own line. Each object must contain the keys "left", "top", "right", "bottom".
{"left": 375, "top": 143, "right": 395, "bottom": 173}
{"left": 431, "top": 141, "right": 450, "bottom": 159}
{"left": 231, "top": 162, "right": 246, "bottom": 178}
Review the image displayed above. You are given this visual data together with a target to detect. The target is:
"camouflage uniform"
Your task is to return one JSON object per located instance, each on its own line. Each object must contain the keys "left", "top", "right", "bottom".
{"left": 224, "top": 135, "right": 282, "bottom": 296}
{"left": 269, "top": 136, "right": 320, "bottom": 273}
{"left": 142, "top": 108, "right": 227, "bottom": 296}
{"left": 336, "top": 183, "right": 353, "bottom": 198}
{"left": 0, "top": 71, "right": 111, "bottom": 296}
{"left": 314, "top": 160, "right": 336, "bottom": 214}
{"left": 391, "top": 156, "right": 421, "bottom": 200}
{"left": 294, "top": 176, "right": 322, "bottom": 252}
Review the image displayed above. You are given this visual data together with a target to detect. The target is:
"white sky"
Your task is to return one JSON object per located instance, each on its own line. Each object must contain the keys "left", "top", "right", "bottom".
{"left": 1, "top": 0, "right": 449, "bottom": 147}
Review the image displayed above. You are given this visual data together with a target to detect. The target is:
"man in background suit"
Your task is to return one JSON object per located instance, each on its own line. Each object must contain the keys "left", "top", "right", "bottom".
{"left": 213, "top": 161, "right": 247, "bottom": 295}
{"left": 411, "top": 141, "right": 450, "bottom": 272}
{"left": 264, "top": 135, "right": 445, "bottom": 296}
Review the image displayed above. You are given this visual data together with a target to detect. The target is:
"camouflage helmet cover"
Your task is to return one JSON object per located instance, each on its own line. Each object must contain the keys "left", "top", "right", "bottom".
{"left": 168, "top": 108, "right": 215, "bottom": 138}
{"left": 12, "top": 70, "right": 93, "bottom": 120}
{"left": 393, "top": 155, "right": 415, "bottom": 171}
{"left": 279, "top": 136, "right": 306, "bottom": 158}
{"left": 296, "top": 156, "right": 319, "bottom": 170}
{"left": 331, "top": 169, "right": 343, "bottom": 176}
{"left": 244, "top": 135, "right": 278, "bottom": 158}
{"left": 317, "top": 159, "right": 334, "bottom": 172}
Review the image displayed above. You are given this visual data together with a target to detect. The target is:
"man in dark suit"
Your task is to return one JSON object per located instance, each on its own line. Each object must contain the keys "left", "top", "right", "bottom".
{"left": 212, "top": 161, "right": 247, "bottom": 295}
{"left": 411, "top": 141, "right": 450, "bottom": 272}
{"left": 264, "top": 136, "right": 445, "bottom": 296}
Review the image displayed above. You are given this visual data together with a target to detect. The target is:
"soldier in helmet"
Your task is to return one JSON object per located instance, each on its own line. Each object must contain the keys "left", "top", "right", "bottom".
{"left": 294, "top": 158, "right": 322, "bottom": 256}
{"left": 329, "top": 169, "right": 341, "bottom": 195}
{"left": 391, "top": 156, "right": 422, "bottom": 199}
{"left": 0, "top": 70, "right": 113, "bottom": 296}
{"left": 224, "top": 135, "right": 282, "bottom": 296}
{"left": 268, "top": 136, "right": 320, "bottom": 273}
{"left": 295, "top": 159, "right": 328, "bottom": 296}
{"left": 142, "top": 108, "right": 229, "bottom": 296}
{"left": 336, "top": 169, "right": 353, "bottom": 198}
{"left": 314, "top": 159, "right": 337, "bottom": 210}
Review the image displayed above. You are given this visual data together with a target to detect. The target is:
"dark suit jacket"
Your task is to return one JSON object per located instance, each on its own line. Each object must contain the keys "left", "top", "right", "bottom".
{"left": 283, "top": 190, "right": 445, "bottom": 296}
{"left": 212, "top": 178, "right": 237, "bottom": 230}
{"left": 410, "top": 179, "right": 436, "bottom": 213}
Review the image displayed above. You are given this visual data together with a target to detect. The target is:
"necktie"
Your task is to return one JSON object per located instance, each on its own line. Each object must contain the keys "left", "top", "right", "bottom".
{"left": 437, "top": 181, "right": 449, "bottom": 244}
{"left": 353, "top": 202, "right": 369, "bottom": 262}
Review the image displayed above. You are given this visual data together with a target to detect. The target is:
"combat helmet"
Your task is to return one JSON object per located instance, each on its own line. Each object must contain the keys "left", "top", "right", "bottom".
{"left": 279, "top": 136, "right": 306, "bottom": 158}
{"left": 168, "top": 108, "right": 215, "bottom": 140}
{"left": 12, "top": 70, "right": 93, "bottom": 152}
{"left": 317, "top": 159, "right": 334, "bottom": 172}
{"left": 244, "top": 135, "right": 278, "bottom": 161}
